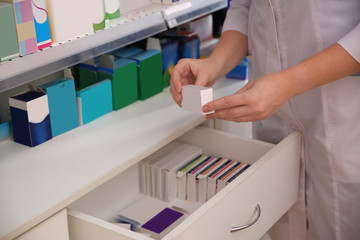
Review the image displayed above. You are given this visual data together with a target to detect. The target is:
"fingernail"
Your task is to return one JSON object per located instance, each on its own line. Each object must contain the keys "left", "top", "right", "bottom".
{"left": 203, "top": 106, "right": 209, "bottom": 112}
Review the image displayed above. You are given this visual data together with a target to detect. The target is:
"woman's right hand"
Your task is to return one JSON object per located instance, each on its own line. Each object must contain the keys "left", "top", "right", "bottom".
{"left": 170, "top": 58, "right": 219, "bottom": 107}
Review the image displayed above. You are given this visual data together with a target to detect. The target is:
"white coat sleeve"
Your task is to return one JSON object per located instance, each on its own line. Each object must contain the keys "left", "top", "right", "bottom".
{"left": 221, "top": 0, "right": 251, "bottom": 36}
{"left": 338, "top": 22, "right": 360, "bottom": 63}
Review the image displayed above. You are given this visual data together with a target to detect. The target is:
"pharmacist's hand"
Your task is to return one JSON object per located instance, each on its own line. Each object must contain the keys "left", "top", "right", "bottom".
{"left": 203, "top": 72, "right": 294, "bottom": 122}
{"left": 170, "top": 59, "right": 218, "bottom": 107}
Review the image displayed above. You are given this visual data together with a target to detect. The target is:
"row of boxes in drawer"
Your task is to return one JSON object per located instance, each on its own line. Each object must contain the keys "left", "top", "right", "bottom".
{"left": 139, "top": 141, "right": 250, "bottom": 204}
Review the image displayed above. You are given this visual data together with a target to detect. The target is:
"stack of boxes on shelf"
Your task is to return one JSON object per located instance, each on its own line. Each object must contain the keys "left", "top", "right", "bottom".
{"left": 4, "top": 12, "right": 210, "bottom": 147}
{"left": 0, "top": 0, "right": 199, "bottom": 64}
{"left": 7, "top": 42, "right": 165, "bottom": 147}
{"left": 0, "top": 0, "right": 123, "bottom": 62}
{"left": 113, "top": 140, "right": 250, "bottom": 239}
{"left": 0, "top": 0, "right": 52, "bottom": 61}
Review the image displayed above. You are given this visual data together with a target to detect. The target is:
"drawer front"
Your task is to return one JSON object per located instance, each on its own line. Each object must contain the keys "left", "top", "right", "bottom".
{"left": 16, "top": 209, "right": 69, "bottom": 240}
{"left": 164, "top": 131, "right": 301, "bottom": 240}
{"left": 68, "top": 128, "right": 301, "bottom": 240}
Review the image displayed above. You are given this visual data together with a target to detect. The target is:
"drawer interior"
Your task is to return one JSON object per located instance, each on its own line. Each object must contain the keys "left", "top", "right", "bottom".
{"left": 68, "top": 127, "right": 277, "bottom": 239}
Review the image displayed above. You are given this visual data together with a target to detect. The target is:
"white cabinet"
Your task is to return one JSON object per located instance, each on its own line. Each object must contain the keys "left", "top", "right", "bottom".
{"left": 67, "top": 127, "right": 301, "bottom": 240}
{"left": 15, "top": 209, "right": 69, "bottom": 240}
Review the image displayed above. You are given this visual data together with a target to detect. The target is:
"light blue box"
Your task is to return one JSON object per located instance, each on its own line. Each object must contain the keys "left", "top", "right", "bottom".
{"left": 41, "top": 78, "right": 79, "bottom": 137}
{"left": 76, "top": 80, "right": 113, "bottom": 125}
{"left": 0, "top": 121, "right": 11, "bottom": 142}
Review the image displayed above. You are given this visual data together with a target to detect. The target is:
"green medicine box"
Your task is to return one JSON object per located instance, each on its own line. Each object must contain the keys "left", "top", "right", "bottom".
{"left": 129, "top": 50, "right": 163, "bottom": 101}
{"left": 77, "top": 59, "right": 99, "bottom": 90}
{"left": 98, "top": 54, "right": 138, "bottom": 110}
{"left": 0, "top": 2, "right": 19, "bottom": 62}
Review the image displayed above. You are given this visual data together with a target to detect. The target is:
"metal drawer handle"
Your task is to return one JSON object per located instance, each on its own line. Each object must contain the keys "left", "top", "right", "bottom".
{"left": 230, "top": 204, "right": 261, "bottom": 233}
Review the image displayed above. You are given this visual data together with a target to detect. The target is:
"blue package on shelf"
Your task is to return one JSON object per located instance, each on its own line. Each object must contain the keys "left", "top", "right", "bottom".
{"left": 178, "top": 33, "right": 200, "bottom": 59}
{"left": 9, "top": 90, "right": 52, "bottom": 147}
{"left": 0, "top": 121, "right": 11, "bottom": 142}
{"left": 226, "top": 57, "right": 248, "bottom": 80}
{"left": 76, "top": 80, "right": 113, "bottom": 125}
{"left": 160, "top": 38, "right": 179, "bottom": 87}
{"left": 41, "top": 78, "right": 79, "bottom": 137}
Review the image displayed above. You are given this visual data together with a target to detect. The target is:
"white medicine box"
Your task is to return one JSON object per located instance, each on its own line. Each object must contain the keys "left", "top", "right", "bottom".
{"left": 182, "top": 85, "right": 214, "bottom": 115}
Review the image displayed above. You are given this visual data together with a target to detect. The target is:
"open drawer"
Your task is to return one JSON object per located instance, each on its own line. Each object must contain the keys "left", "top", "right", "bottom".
{"left": 67, "top": 127, "right": 301, "bottom": 240}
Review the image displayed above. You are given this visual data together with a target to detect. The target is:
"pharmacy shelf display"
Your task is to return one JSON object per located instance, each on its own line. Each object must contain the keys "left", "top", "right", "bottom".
{"left": 0, "top": 0, "right": 227, "bottom": 94}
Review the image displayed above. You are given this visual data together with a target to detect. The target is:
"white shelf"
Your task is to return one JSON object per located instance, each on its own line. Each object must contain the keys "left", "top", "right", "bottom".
{"left": 0, "top": 78, "right": 243, "bottom": 240}
{"left": 163, "top": 0, "right": 227, "bottom": 28}
{"left": 0, "top": 0, "right": 227, "bottom": 94}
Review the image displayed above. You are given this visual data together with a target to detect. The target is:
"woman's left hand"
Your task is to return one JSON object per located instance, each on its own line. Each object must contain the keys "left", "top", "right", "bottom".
{"left": 203, "top": 72, "right": 295, "bottom": 122}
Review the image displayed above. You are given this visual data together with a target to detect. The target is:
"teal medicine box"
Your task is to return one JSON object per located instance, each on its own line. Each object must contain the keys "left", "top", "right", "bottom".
{"left": 129, "top": 50, "right": 163, "bottom": 101}
{"left": 0, "top": 121, "right": 11, "bottom": 142}
{"left": 76, "top": 80, "right": 113, "bottom": 125}
{"left": 41, "top": 78, "right": 79, "bottom": 137}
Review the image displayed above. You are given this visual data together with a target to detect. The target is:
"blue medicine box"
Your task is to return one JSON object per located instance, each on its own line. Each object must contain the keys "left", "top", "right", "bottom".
{"left": 41, "top": 78, "right": 79, "bottom": 137}
{"left": 160, "top": 38, "right": 179, "bottom": 87}
{"left": 9, "top": 91, "right": 52, "bottom": 147}
{"left": 0, "top": 121, "right": 11, "bottom": 142}
{"left": 76, "top": 80, "right": 113, "bottom": 125}
{"left": 226, "top": 57, "right": 248, "bottom": 80}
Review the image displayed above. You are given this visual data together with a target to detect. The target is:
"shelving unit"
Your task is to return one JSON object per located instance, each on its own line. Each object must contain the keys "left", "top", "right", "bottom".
{"left": 0, "top": 1, "right": 229, "bottom": 239}
{"left": 0, "top": 0, "right": 227, "bottom": 94}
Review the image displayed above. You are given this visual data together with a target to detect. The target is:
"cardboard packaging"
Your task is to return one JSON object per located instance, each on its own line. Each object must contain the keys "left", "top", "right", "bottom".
{"left": 31, "top": 0, "right": 52, "bottom": 49}
{"left": 77, "top": 59, "right": 99, "bottom": 90}
{"left": 182, "top": 85, "right": 214, "bottom": 115}
{"left": 47, "top": 0, "right": 105, "bottom": 43}
{"left": 0, "top": 121, "right": 11, "bottom": 142}
{"left": 179, "top": 32, "right": 200, "bottom": 59}
{"left": 179, "top": 14, "right": 213, "bottom": 42}
{"left": 76, "top": 80, "right": 113, "bottom": 125}
{"left": 104, "top": 0, "right": 120, "bottom": 20}
{"left": 148, "top": 37, "right": 179, "bottom": 88}
{"left": 0, "top": 2, "right": 19, "bottom": 62}
{"left": 98, "top": 54, "right": 138, "bottom": 110}
{"left": 226, "top": 57, "right": 248, "bottom": 80}
{"left": 41, "top": 78, "right": 79, "bottom": 137}
{"left": 141, "top": 208, "right": 184, "bottom": 239}
{"left": 160, "top": 39, "right": 178, "bottom": 87}
{"left": 9, "top": 89, "right": 52, "bottom": 147}
{"left": 163, "top": 30, "right": 200, "bottom": 59}
{"left": 4, "top": 0, "right": 38, "bottom": 56}
{"left": 129, "top": 50, "right": 163, "bottom": 100}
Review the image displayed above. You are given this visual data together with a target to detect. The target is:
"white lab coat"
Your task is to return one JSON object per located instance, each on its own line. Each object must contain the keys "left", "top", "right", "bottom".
{"left": 222, "top": 0, "right": 360, "bottom": 239}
